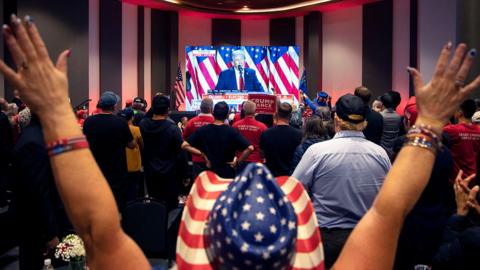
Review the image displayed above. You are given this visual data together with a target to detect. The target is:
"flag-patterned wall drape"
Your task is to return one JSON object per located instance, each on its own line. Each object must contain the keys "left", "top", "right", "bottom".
{"left": 184, "top": 46, "right": 299, "bottom": 111}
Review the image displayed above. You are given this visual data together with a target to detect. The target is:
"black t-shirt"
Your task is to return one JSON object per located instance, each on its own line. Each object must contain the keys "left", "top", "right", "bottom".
{"left": 187, "top": 124, "right": 250, "bottom": 178}
{"left": 83, "top": 114, "right": 133, "bottom": 182}
{"left": 363, "top": 107, "right": 384, "bottom": 145}
{"left": 260, "top": 125, "right": 302, "bottom": 177}
{"left": 139, "top": 118, "right": 183, "bottom": 165}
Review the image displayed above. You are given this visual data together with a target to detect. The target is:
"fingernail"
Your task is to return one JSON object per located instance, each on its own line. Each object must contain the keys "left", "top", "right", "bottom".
{"left": 25, "top": 15, "right": 33, "bottom": 25}
{"left": 406, "top": 67, "right": 413, "bottom": 73}
{"left": 10, "top": 14, "right": 17, "bottom": 22}
{"left": 469, "top": 48, "right": 477, "bottom": 57}
{"left": 446, "top": 41, "right": 453, "bottom": 50}
{"left": 67, "top": 49, "right": 72, "bottom": 57}
{"left": 2, "top": 24, "right": 11, "bottom": 34}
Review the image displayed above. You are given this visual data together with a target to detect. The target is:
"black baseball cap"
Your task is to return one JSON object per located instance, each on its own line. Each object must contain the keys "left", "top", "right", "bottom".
{"left": 335, "top": 94, "right": 366, "bottom": 123}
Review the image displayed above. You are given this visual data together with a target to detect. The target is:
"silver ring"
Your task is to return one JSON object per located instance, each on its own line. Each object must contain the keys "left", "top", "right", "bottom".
{"left": 455, "top": 79, "right": 465, "bottom": 87}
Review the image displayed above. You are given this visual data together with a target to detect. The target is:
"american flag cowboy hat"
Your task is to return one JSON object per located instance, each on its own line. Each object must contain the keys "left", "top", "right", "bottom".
{"left": 176, "top": 163, "right": 324, "bottom": 269}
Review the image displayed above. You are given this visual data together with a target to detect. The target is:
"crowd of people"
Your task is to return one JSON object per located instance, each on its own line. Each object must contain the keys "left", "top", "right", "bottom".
{"left": 1, "top": 14, "right": 480, "bottom": 270}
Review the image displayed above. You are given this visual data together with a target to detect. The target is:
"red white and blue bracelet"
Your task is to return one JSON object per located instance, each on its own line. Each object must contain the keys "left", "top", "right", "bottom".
{"left": 46, "top": 136, "right": 89, "bottom": 157}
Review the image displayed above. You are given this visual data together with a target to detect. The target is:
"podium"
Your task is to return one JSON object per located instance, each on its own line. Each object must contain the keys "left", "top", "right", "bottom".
{"left": 199, "top": 90, "right": 297, "bottom": 114}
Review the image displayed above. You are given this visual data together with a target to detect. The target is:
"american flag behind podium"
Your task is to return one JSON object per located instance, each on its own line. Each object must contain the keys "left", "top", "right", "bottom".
{"left": 174, "top": 64, "right": 186, "bottom": 111}
{"left": 184, "top": 46, "right": 299, "bottom": 111}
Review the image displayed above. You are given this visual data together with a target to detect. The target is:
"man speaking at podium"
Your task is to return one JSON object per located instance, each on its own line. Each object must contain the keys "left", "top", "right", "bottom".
{"left": 215, "top": 50, "right": 264, "bottom": 92}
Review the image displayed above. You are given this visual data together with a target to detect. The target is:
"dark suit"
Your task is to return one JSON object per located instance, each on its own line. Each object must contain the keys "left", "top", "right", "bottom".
{"left": 13, "top": 118, "right": 71, "bottom": 270}
{"left": 215, "top": 67, "right": 263, "bottom": 92}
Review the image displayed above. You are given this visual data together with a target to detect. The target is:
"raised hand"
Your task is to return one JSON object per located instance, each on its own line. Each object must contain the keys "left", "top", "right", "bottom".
{"left": 408, "top": 43, "right": 480, "bottom": 133}
{"left": 0, "top": 14, "right": 71, "bottom": 117}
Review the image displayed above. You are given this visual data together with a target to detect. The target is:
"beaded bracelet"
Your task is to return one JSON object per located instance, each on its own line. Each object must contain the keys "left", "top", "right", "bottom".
{"left": 46, "top": 136, "right": 89, "bottom": 157}
{"left": 404, "top": 135, "right": 437, "bottom": 154}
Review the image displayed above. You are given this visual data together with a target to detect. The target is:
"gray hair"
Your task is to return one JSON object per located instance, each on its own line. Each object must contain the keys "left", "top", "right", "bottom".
{"left": 232, "top": 50, "right": 246, "bottom": 61}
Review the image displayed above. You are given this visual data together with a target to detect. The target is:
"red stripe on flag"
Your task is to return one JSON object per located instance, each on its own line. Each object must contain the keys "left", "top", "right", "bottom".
{"left": 274, "top": 61, "right": 294, "bottom": 95}
{"left": 178, "top": 221, "right": 206, "bottom": 248}
{"left": 198, "top": 61, "right": 216, "bottom": 91}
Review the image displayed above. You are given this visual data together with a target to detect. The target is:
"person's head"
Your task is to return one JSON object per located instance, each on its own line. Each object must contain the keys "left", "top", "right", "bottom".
{"left": 387, "top": 91, "right": 402, "bottom": 110}
{"left": 200, "top": 97, "right": 214, "bottom": 114}
{"left": 372, "top": 97, "right": 383, "bottom": 112}
{"left": 334, "top": 94, "right": 367, "bottom": 131}
{"left": 213, "top": 101, "right": 229, "bottom": 121}
{"left": 151, "top": 95, "right": 170, "bottom": 116}
{"left": 354, "top": 86, "right": 371, "bottom": 105}
{"left": 132, "top": 97, "right": 147, "bottom": 112}
{"left": 13, "top": 89, "right": 20, "bottom": 97}
{"left": 98, "top": 91, "right": 120, "bottom": 112}
{"left": 472, "top": 111, "right": 480, "bottom": 125}
{"left": 231, "top": 50, "right": 246, "bottom": 70}
{"left": 125, "top": 99, "right": 133, "bottom": 108}
{"left": 243, "top": 100, "right": 256, "bottom": 116}
{"left": 7, "top": 103, "right": 18, "bottom": 116}
{"left": 316, "top": 91, "right": 330, "bottom": 106}
{"left": 277, "top": 102, "right": 293, "bottom": 121}
{"left": 380, "top": 93, "right": 395, "bottom": 110}
{"left": 181, "top": 116, "right": 188, "bottom": 125}
{"left": 118, "top": 107, "right": 135, "bottom": 122}
{"left": 455, "top": 99, "right": 477, "bottom": 121}
{"left": 304, "top": 116, "right": 327, "bottom": 140}
{"left": 315, "top": 106, "right": 332, "bottom": 122}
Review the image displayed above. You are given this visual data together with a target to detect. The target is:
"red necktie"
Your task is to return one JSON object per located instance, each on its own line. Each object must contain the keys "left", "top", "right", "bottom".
{"left": 239, "top": 74, "right": 244, "bottom": 91}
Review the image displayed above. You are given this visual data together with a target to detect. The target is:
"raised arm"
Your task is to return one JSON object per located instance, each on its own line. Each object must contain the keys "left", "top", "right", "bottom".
{"left": 333, "top": 43, "right": 480, "bottom": 269}
{"left": 0, "top": 15, "right": 150, "bottom": 269}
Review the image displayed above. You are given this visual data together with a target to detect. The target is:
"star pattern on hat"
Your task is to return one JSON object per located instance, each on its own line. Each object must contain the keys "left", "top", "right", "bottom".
{"left": 255, "top": 211, "right": 265, "bottom": 221}
{"left": 205, "top": 163, "right": 298, "bottom": 270}
{"left": 254, "top": 232, "right": 264, "bottom": 242}
{"left": 241, "top": 221, "right": 251, "bottom": 231}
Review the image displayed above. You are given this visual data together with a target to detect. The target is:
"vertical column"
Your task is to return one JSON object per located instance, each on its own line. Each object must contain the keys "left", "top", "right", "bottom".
{"left": 150, "top": 11, "right": 178, "bottom": 100}
{"left": 392, "top": 0, "right": 410, "bottom": 108}
{"left": 303, "top": 12, "right": 322, "bottom": 98}
{"left": 144, "top": 8, "right": 151, "bottom": 103}
{"left": 212, "top": 19, "right": 241, "bottom": 46}
{"left": 409, "top": 0, "right": 418, "bottom": 96}
{"left": 99, "top": 0, "right": 122, "bottom": 105}
{"left": 121, "top": 3, "right": 138, "bottom": 103}
{"left": 137, "top": 7, "right": 144, "bottom": 99}
{"left": 322, "top": 7, "right": 362, "bottom": 102}
{"left": 457, "top": 0, "right": 480, "bottom": 88}
{"left": 270, "top": 17, "right": 296, "bottom": 46}
{"left": 362, "top": 0, "right": 393, "bottom": 99}
{"left": 89, "top": 0, "right": 100, "bottom": 109}
{"left": 418, "top": 0, "right": 456, "bottom": 83}
{"left": 241, "top": 19, "right": 269, "bottom": 46}
{"left": 295, "top": 16, "right": 305, "bottom": 77}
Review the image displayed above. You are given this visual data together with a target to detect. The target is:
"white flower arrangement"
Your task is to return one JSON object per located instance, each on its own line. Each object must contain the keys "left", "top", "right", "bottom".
{"left": 55, "top": 234, "right": 86, "bottom": 262}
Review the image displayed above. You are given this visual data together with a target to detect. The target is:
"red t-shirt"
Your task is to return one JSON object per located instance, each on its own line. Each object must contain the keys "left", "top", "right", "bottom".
{"left": 233, "top": 116, "right": 267, "bottom": 162}
{"left": 183, "top": 114, "right": 214, "bottom": 163}
{"left": 444, "top": 123, "right": 480, "bottom": 178}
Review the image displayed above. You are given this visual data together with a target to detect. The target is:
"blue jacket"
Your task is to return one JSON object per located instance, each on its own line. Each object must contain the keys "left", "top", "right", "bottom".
{"left": 215, "top": 67, "right": 263, "bottom": 92}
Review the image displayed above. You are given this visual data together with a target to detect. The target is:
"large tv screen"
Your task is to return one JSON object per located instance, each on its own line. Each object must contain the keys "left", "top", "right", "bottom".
{"left": 185, "top": 46, "right": 299, "bottom": 111}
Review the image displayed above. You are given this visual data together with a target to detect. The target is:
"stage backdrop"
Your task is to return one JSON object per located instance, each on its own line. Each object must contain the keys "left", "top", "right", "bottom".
{"left": 185, "top": 46, "right": 299, "bottom": 111}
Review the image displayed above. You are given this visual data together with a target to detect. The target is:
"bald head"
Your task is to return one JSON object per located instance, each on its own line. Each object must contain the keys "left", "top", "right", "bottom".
{"left": 243, "top": 101, "right": 256, "bottom": 116}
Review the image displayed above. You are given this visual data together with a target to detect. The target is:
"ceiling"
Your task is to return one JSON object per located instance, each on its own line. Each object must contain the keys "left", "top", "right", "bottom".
{"left": 123, "top": 0, "right": 381, "bottom": 16}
